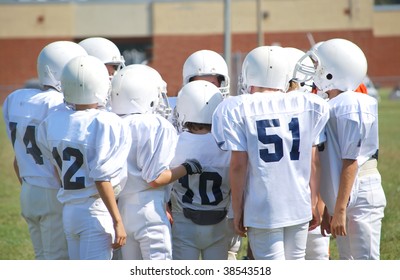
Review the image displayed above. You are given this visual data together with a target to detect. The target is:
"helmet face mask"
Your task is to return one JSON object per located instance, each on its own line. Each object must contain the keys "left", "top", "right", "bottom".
{"left": 182, "top": 50, "right": 230, "bottom": 98}
{"left": 61, "top": 55, "right": 111, "bottom": 108}
{"left": 285, "top": 47, "right": 314, "bottom": 92}
{"left": 175, "top": 80, "right": 224, "bottom": 130}
{"left": 110, "top": 64, "right": 169, "bottom": 116}
{"left": 37, "top": 41, "right": 88, "bottom": 92}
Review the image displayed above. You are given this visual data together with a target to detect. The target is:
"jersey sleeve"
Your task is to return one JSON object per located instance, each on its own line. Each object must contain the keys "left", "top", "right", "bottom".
{"left": 36, "top": 116, "right": 53, "bottom": 161}
{"left": 2, "top": 96, "right": 11, "bottom": 140}
{"left": 136, "top": 116, "right": 178, "bottom": 183}
{"left": 311, "top": 98, "right": 330, "bottom": 146}
{"left": 336, "top": 114, "right": 364, "bottom": 160}
{"left": 88, "top": 114, "right": 132, "bottom": 183}
{"left": 211, "top": 97, "right": 247, "bottom": 151}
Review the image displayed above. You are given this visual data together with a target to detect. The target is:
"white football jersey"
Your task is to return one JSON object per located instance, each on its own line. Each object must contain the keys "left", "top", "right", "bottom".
{"left": 36, "top": 108, "right": 131, "bottom": 204}
{"left": 3, "top": 88, "right": 65, "bottom": 189}
{"left": 117, "top": 113, "right": 178, "bottom": 198}
{"left": 170, "top": 131, "right": 231, "bottom": 213}
{"left": 212, "top": 90, "right": 330, "bottom": 229}
{"left": 319, "top": 91, "right": 379, "bottom": 214}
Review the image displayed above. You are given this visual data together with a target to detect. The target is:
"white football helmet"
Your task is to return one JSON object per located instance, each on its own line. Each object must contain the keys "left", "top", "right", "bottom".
{"left": 182, "top": 50, "right": 230, "bottom": 97}
{"left": 79, "top": 37, "right": 125, "bottom": 76}
{"left": 175, "top": 80, "right": 224, "bottom": 127}
{"left": 37, "top": 41, "right": 88, "bottom": 92}
{"left": 297, "top": 38, "right": 367, "bottom": 92}
{"left": 239, "top": 46, "right": 290, "bottom": 94}
{"left": 61, "top": 55, "right": 111, "bottom": 107}
{"left": 111, "top": 64, "right": 168, "bottom": 116}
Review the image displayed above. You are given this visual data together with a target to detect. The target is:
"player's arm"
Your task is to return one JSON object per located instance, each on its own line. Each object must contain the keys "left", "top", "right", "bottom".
{"left": 330, "top": 158, "right": 358, "bottom": 238}
{"left": 95, "top": 181, "right": 126, "bottom": 249}
{"left": 230, "top": 150, "right": 248, "bottom": 237}
{"left": 13, "top": 157, "right": 22, "bottom": 185}
{"left": 148, "top": 159, "right": 202, "bottom": 188}
{"left": 309, "top": 146, "right": 321, "bottom": 231}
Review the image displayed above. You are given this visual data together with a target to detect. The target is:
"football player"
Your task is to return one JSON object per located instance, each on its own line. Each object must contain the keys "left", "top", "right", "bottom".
{"left": 170, "top": 80, "right": 231, "bottom": 260}
{"left": 173, "top": 49, "right": 240, "bottom": 260}
{"left": 297, "top": 38, "right": 387, "bottom": 259}
{"left": 2, "top": 41, "right": 87, "bottom": 259}
{"left": 110, "top": 64, "right": 202, "bottom": 260}
{"left": 212, "top": 45, "right": 330, "bottom": 260}
{"left": 36, "top": 55, "right": 131, "bottom": 260}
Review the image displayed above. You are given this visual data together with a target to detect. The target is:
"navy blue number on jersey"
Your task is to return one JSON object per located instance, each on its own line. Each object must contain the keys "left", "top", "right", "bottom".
{"left": 256, "top": 117, "right": 300, "bottom": 163}
{"left": 52, "top": 147, "right": 85, "bottom": 190}
{"left": 9, "top": 122, "right": 44, "bottom": 165}
{"left": 179, "top": 171, "right": 223, "bottom": 205}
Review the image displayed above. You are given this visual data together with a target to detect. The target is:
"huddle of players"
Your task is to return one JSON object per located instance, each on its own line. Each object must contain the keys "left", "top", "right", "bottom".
{"left": 3, "top": 37, "right": 386, "bottom": 260}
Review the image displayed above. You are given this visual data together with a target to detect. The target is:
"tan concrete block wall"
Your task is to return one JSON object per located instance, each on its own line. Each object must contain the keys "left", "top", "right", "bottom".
{"left": 373, "top": 9, "right": 400, "bottom": 36}
{"left": 74, "top": 3, "right": 151, "bottom": 37}
{"left": 0, "top": 4, "right": 74, "bottom": 38}
{"left": 153, "top": 0, "right": 374, "bottom": 35}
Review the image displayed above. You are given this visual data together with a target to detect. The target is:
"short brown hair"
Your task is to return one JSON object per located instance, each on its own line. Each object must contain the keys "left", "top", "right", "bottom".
{"left": 184, "top": 122, "right": 212, "bottom": 132}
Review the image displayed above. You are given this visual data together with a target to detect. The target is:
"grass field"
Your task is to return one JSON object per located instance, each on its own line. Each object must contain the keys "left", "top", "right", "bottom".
{"left": 0, "top": 88, "right": 399, "bottom": 260}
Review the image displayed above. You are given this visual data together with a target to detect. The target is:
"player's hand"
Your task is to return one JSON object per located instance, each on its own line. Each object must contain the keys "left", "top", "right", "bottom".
{"left": 330, "top": 210, "right": 347, "bottom": 238}
{"left": 112, "top": 221, "right": 127, "bottom": 249}
{"left": 182, "top": 159, "right": 202, "bottom": 175}
{"left": 166, "top": 202, "right": 174, "bottom": 225}
{"left": 320, "top": 206, "right": 331, "bottom": 237}
{"left": 233, "top": 212, "right": 247, "bottom": 238}
{"left": 308, "top": 205, "right": 321, "bottom": 231}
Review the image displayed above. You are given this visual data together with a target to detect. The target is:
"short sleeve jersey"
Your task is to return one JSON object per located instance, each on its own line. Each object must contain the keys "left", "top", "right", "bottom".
{"left": 117, "top": 113, "right": 178, "bottom": 198}
{"left": 37, "top": 107, "right": 131, "bottom": 203}
{"left": 319, "top": 91, "right": 379, "bottom": 214}
{"left": 3, "top": 88, "right": 65, "bottom": 189}
{"left": 212, "top": 90, "right": 329, "bottom": 229}
{"left": 170, "top": 131, "right": 231, "bottom": 213}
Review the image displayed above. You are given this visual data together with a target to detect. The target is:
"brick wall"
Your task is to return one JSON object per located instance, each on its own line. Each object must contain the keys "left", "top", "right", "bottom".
{"left": 1, "top": 31, "right": 399, "bottom": 104}
{"left": 0, "top": 38, "right": 72, "bottom": 103}
{"left": 153, "top": 30, "right": 400, "bottom": 97}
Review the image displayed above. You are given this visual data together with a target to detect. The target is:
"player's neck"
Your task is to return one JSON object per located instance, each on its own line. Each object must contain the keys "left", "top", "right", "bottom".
{"left": 189, "top": 128, "right": 210, "bottom": 135}
{"left": 75, "top": 104, "right": 98, "bottom": 111}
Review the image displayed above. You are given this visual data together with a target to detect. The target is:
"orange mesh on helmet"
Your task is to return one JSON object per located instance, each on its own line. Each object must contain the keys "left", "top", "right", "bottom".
{"left": 355, "top": 83, "right": 368, "bottom": 94}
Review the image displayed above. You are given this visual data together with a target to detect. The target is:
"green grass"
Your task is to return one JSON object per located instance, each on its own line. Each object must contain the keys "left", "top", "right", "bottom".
{"left": 0, "top": 88, "right": 399, "bottom": 259}
{"left": 0, "top": 114, "right": 35, "bottom": 259}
